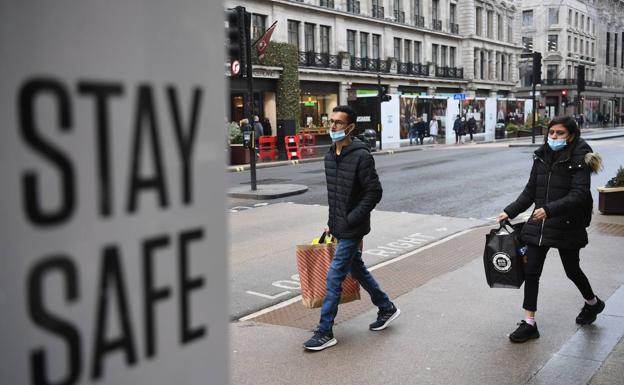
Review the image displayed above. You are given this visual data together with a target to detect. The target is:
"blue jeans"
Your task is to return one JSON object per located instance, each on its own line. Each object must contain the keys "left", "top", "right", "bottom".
{"left": 317, "top": 238, "right": 393, "bottom": 333}
{"left": 408, "top": 131, "right": 416, "bottom": 144}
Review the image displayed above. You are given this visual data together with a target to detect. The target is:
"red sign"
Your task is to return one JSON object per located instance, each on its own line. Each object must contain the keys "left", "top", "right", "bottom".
{"left": 231, "top": 60, "right": 240, "bottom": 76}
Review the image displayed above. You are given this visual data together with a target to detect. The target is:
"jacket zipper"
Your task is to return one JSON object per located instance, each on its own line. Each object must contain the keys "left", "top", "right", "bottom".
{"left": 536, "top": 154, "right": 570, "bottom": 246}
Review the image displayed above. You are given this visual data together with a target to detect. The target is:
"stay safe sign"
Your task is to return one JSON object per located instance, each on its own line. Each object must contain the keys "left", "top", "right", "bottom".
{"left": 0, "top": 1, "right": 228, "bottom": 384}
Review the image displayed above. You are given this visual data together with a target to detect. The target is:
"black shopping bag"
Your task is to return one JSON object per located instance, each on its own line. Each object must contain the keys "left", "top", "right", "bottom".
{"left": 483, "top": 220, "right": 526, "bottom": 289}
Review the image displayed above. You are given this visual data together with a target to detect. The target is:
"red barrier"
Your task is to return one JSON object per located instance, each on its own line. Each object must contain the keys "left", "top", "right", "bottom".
{"left": 258, "top": 135, "right": 277, "bottom": 161}
{"left": 284, "top": 135, "right": 301, "bottom": 160}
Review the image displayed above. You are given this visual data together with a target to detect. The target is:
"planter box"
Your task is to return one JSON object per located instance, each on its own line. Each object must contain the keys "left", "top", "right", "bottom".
{"left": 229, "top": 144, "right": 250, "bottom": 165}
{"left": 597, "top": 186, "right": 624, "bottom": 215}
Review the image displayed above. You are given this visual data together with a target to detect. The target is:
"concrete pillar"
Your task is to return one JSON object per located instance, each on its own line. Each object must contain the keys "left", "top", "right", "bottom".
{"left": 489, "top": 50, "right": 495, "bottom": 80}
{"left": 298, "top": 22, "right": 305, "bottom": 53}
{"left": 339, "top": 81, "right": 350, "bottom": 105}
{"left": 475, "top": 48, "right": 481, "bottom": 79}
{"left": 427, "top": 86, "right": 436, "bottom": 96}
{"left": 314, "top": 24, "right": 321, "bottom": 53}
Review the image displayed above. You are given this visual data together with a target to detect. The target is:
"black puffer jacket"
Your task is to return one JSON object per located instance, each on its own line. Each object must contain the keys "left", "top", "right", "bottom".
{"left": 504, "top": 138, "right": 601, "bottom": 249}
{"left": 325, "top": 138, "right": 383, "bottom": 239}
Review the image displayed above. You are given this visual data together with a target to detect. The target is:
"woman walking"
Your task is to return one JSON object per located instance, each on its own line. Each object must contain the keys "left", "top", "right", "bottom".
{"left": 498, "top": 116, "right": 604, "bottom": 343}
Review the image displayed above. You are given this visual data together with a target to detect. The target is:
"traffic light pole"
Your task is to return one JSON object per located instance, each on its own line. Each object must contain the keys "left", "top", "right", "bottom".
{"left": 531, "top": 80, "right": 537, "bottom": 144}
{"left": 377, "top": 73, "right": 383, "bottom": 151}
{"left": 243, "top": 8, "right": 257, "bottom": 191}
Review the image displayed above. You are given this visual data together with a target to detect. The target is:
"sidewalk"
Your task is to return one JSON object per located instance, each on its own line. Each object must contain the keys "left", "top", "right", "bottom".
{"left": 231, "top": 213, "right": 624, "bottom": 385}
{"left": 226, "top": 126, "right": 624, "bottom": 173}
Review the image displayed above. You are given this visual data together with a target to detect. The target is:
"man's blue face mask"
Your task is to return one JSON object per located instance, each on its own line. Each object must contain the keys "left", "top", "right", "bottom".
{"left": 547, "top": 138, "right": 567, "bottom": 151}
{"left": 329, "top": 129, "right": 347, "bottom": 142}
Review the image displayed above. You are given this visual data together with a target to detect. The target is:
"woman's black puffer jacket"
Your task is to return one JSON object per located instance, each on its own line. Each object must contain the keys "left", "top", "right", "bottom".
{"left": 325, "top": 138, "right": 383, "bottom": 240}
{"left": 504, "top": 138, "right": 601, "bottom": 249}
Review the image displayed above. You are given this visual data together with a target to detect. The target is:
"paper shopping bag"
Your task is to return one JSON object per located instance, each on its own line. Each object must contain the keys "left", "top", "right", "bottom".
{"left": 296, "top": 233, "right": 361, "bottom": 309}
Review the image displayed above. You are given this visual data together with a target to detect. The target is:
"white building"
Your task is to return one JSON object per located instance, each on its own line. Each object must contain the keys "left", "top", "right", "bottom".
{"left": 226, "top": 0, "right": 523, "bottom": 134}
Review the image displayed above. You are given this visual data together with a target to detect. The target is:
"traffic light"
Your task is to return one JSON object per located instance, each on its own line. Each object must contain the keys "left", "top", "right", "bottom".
{"left": 225, "top": 6, "right": 248, "bottom": 78}
{"left": 561, "top": 89, "right": 568, "bottom": 105}
{"left": 380, "top": 86, "right": 392, "bottom": 102}
{"left": 532, "top": 52, "right": 542, "bottom": 84}
{"left": 577, "top": 65, "right": 586, "bottom": 93}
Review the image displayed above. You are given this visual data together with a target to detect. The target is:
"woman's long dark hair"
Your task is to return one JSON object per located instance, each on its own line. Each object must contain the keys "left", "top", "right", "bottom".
{"left": 545, "top": 116, "right": 580, "bottom": 142}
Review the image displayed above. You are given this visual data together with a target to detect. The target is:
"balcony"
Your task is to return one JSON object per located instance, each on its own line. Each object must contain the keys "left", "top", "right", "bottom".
{"left": 350, "top": 57, "right": 389, "bottom": 72}
{"left": 347, "top": 0, "right": 360, "bottom": 14}
{"left": 298, "top": 51, "right": 340, "bottom": 69}
{"left": 449, "top": 22, "right": 459, "bottom": 34}
{"left": 413, "top": 15, "right": 425, "bottom": 28}
{"left": 394, "top": 10, "right": 405, "bottom": 23}
{"left": 542, "top": 78, "right": 602, "bottom": 87}
{"left": 397, "top": 62, "right": 428, "bottom": 76}
{"left": 319, "top": 0, "right": 334, "bottom": 8}
{"left": 435, "top": 66, "right": 463, "bottom": 79}
{"left": 432, "top": 19, "right": 442, "bottom": 31}
{"left": 372, "top": 5, "right": 384, "bottom": 19}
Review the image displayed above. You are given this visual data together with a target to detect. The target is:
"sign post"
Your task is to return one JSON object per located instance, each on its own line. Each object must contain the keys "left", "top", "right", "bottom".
{"left": 0, "top": 2, "right": 228, "bottom": 384}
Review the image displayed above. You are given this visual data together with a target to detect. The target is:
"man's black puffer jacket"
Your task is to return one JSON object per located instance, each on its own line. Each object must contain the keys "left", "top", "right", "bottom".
{"left": 504, "top": 138, "right": 601, "bottom": 249}
{"left": 325, "top": 138, "right": 382, "bottom": 239}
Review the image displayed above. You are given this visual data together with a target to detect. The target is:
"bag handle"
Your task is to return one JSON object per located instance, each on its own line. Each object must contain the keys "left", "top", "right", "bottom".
{"left": 498, "top": 219, "right": 515, "bottom": 232}
{"left": 318, "top": 231, "right": 332, "bottom": 244}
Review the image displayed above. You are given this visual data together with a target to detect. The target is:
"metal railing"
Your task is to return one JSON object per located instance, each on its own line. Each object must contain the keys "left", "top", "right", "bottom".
{"left": 298, "top": 51, "right": 340, "bottom": 69}
{"left": 350, "top": 57, "right": 389, "bottom": 72}
{"left": 372, "top": 5, "right": 384, "bottom": 19}
{"left": 394, "top": 10, "right": 405, "bottom": 23}
{"left": 449, "top": 22, "right": 459, "bottom": 34}
{"left": 413, "top": 15, "right": 425, "bottom": 27}
{"left": 432, "top": 19, "right": 442, "bottom": 31}
{"left": 397, "top": 62, "right": 428, "bottom": 76}
{"left": 542, "top": 78, "right": 602, "bottom": 87}
{"left": 347, "top": 0, "right": 360, "bottom": 14}
{"left": 435, "top": 66, "right": 463, "bottom": 78}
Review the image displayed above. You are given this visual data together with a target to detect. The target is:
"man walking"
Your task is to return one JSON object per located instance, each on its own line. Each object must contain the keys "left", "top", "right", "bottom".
{"left": 303, "top": 105, "right": 400, "bottom": 351}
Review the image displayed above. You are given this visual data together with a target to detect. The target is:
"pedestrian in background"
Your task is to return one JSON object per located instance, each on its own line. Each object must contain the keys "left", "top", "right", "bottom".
{"left": 252, "top": 115, "right": 264, "bottom": 147}
{"left": 415, "top": 116, "right": 427, "bottom": 145}
{"left": 467, "top": 116, "right": 477, "bottom": 143}
{"left": 239, "top": 118, "right": 252, "bottom": 134}
{"left": 429, "top": 116, "right": 439, "bottom": 144}
{"left": 459, "top": 117, "right": 467, "bottom": 143}
{"left": 498, "top": 116, "right": 604, "bottom": 343}
{"left": 303, "top": 105, "right": 400, "bottom": 351}
{"left": 262, "top": 117, "right": 272, "bottom": 136}
{"left": 453, "top": 115, "right": 462, "bottom": 144}
{"left": 408, "top": 116, "right": 417, "bottom": 145}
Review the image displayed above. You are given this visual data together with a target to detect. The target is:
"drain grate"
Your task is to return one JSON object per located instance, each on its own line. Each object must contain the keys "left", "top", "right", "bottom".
{"left": 248, "top": 228, "right": 487, "bottom": 330}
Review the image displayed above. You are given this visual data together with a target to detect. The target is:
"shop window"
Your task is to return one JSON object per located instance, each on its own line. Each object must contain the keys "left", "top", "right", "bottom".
{"left": 300, "top": 92, "right": 338, "bottom": 129}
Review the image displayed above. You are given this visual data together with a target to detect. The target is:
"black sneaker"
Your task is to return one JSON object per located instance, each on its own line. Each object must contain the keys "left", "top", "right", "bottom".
{"left": 369, "top": 304, "right": 401, "bottom": 331}
{"left": 303, "top": 330, "right": 337, "bottom": 351}
{"left": 509, "top": 320, "right": 540, "bottom": 343}
{"left": 576, "top": 298, "right": 605, "bottom": 325}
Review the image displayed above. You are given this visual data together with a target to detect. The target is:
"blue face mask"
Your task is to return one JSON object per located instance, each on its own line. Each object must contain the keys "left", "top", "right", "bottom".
{"left": 547, "top": 138, "right": 567, "bottom": 151}
{"left": 329, "top": 129, "right": 346, "bottom": 142}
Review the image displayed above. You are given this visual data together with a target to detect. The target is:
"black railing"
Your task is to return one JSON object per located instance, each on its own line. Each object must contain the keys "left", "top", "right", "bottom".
{"left": 372, "top": 5, "right": 384, "bottom": 19}
{"left": 397, "top": 62, "right": 428, "bottom": 76}
{"left": 542, "top": 78, "right": 602, "bottom": 87}
{"left": 347, "top": 0, "right": 360, "bottom": 14}
{"left": 350, "top": 57, "right": 389, "bottom": 72}
{"left": 394, "top": 10, "right": 405, "bottom": 23}
{"left": 413, "top": 15, "right": 425, "bottom": 27}
{"left": 319, "top": 0, "right": 334, "bottom": 8}
{"left": 449, "top": 22, "right": 459, "bottom": 34}
{"left": 432, "top": 19, "right": 442, "bottom": 31}
{"left": 435, "top": 66, "right": 463, "bottom": 78}
{"left": 298, "top": 51, "right": 340, "bottom": 69}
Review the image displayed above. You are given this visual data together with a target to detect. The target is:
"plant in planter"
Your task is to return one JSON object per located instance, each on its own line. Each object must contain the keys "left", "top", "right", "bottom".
{"left": 505, "top": 122, "right": 519, "bottom": 137}
{"left": 228, "top": 122, "right": 249, "bottom": 165}
{"left": 598, "top": 165, "right": 624, "bottom": 215}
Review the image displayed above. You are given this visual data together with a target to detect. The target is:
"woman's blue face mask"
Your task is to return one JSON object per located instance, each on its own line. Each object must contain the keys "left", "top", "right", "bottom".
{"left": 547, "top": 138, "right": 567, "bottom": 151}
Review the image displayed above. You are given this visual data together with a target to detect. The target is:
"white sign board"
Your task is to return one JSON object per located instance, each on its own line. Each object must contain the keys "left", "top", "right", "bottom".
{"left": 445, "top": 99, "right": 460, "bottom": 144}
{"left": 0, "top": 2, "right": 228, "bottom": 384}
{"left": 380, "top": 96, "right": 401, "bottom": 149}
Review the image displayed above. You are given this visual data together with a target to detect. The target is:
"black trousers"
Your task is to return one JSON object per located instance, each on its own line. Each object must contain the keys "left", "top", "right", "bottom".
{"left": 523, "top": 245, "right": 595, "bottom": 312}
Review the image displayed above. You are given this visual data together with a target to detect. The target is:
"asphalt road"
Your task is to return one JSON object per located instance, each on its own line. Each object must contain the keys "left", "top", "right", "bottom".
{"left": 228, "top": 138, "right": 624, "bottom": 220}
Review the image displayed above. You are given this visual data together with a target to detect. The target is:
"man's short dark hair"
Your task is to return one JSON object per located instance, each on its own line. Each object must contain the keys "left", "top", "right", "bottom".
{"left": 332, "top": 105, "right": 357, "bottom": 125}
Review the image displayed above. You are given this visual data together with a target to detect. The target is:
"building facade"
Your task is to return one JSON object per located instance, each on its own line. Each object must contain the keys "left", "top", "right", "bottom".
{"left": 516, "top": 0, "right": 624, "bottom": 124}
{"left": 225, "top": 0, "right": 523, "bottom": 132}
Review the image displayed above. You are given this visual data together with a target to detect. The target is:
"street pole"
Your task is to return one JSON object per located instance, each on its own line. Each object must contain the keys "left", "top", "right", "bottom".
{"left": 531, "top": 79, "right": 537, "bottom": 144}
{"left": 614, "top": 95, "right": 617, "bottom": 129}
{"left": 377, "top": 72, "right": 383, "bottom": 150}
{"left": 243, "top": 8, "right": 257, "bottom": 191}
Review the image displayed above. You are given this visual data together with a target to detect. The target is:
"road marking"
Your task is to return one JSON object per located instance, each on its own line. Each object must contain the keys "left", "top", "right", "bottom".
{"left": 245, "top": 290, "right": 291, "bottom": 300}
{"left": 238, "top": 227, "right": 481, "bottom": 322}
{"left": 435, "top": 227, "right": 448, "bottom": 232}
{"left": 254, "top": 202, "right": 268, "bottom": 207}
{"left": 365, "top": 233, "right": 436, "bottom": 257}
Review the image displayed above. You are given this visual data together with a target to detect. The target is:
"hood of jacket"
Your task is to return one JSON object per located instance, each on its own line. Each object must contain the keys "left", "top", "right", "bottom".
{"left": 329, "top": 137, "right": 370, "bottom": 157}
{"left": 534, "top": 137, "right": 602, "bottom": 173}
